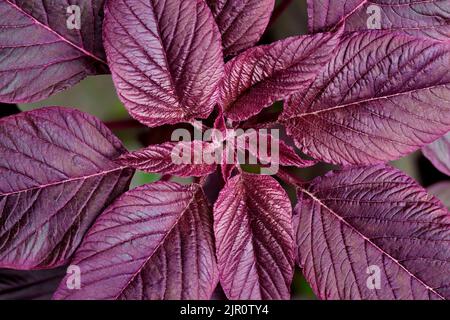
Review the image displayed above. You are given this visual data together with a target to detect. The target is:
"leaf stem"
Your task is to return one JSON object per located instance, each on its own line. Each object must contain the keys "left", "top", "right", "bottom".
{"left": 160, "top": 175, "right": 172, "bottom": 182}
{"left": 276, "top": 168, "right": 306, "bottom": 186}
{"left": 268, "top": 0, "right": 294, "bottom": 28}
{"left": 104, "top": 119, "right": 145, "bottom": 131}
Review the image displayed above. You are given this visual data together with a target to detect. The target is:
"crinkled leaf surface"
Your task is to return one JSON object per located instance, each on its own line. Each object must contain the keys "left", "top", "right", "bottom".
{"left": 0, "top": 267, "right": 66, "bottom": 300}
{"left": 54, "top": 182, "right": 218, "bottom": 300}
{"left": 307, "top": 0, "right": 450, "bottom": 41}
{"left": 0, "top": 107, "right": 133, "bottom": 269}
{"left": 214, "top": 173, "right": 294, "bottom": 299}
{"left": 103, "top": 0, "right": 224, "bottom": 127}
{"left": 0, "top": 0, "right": 107, "bottom": 103}
{"left": 280, "top": 31, "right": 450, "bottom": 165}
{"left": 206, "top": 0, "right": 275, "bottom": 56}
{"left": 429, "top": 182, "right": 450, "bottom": 209}
{"left": 220, "top": 32, "right": 340, "bottom": 121}
{"left": 117, "top": 141, "right": 217, "bottom": 177}
{"left": 423, "top": 132, "right": 450, "bottom": 176}
{"left": 294, "top": 165, "right": 450, "bottom": 300}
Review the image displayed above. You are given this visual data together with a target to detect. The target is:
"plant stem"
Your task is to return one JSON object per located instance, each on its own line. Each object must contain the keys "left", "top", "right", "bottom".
{"left": 277, "top": 168, "right": 306, "bottom": 187}
{"left": 104, "top": 119, "right": 145, "bottom": 131}
{"left": 268, "top": 0, "right": 294, "bottom": 28}
{"left": 160, "top": 174, "right": 172, "bottom": 182}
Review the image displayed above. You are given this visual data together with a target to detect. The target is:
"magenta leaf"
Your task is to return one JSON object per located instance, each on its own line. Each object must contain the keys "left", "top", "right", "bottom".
{"left": 53, "top": 182, "right": 218, "bottom": 300}
{"left": 103, "top": 0, "right": 224, "bottom": 127}
{"left": 206, "top": 0, "right": 275, "bottom": 56}
{"left": 280, "top": 31, "right": 450, "bottom": 165}
{"left": 117, "top": 141, "right": 218, "bottom": 177}
{"left": 0, "top": 267, "right": 66, "bottom": 300}
{"left": 307, "top": 0, "right": 450, "bottom": 41}
{"left": 0, "top": 107, "right": 134, "bottom": 269}
{"left": 214, "top": 173, "right": 294, "bottom": 299}
{"left": 0, "top": 0, "right": 107, "bottom": 103}
{"left": 429, "top": 182, "right": 450, "bottom": 209}
{"left": 294, "top": 165, "right": 450, "bottom": 300}
{"left": 423, "top": 132, "right": 450, "bottom": 176}
{"left": 220, "top": 31, "right": 341, "bottom": 121}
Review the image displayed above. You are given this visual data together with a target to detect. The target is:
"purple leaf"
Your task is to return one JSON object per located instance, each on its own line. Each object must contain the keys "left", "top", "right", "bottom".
{"left": 0, "top": 0, "right": 107, "bottom": 103}
{"left": 214, "top": 173, "right": 294, "bottom": 299}
{"left": 428, "top": 182, "right": 450, "bottom": 209}
{"left": 220, "top": 31, "right": 341, "bottom": 121}
{"left": 307, "top": 0, "right": 450, "bottom": 41}
{"left": 103, "top": 0, "right": 224, "bottom": 127}
{"left": 280, "top": 31, "right": 450, "bottom": 165}
{"left": 53, "top": 182, "right": 218, "bottom": 300}
{"left": 117, "top": 141, "right": 218, "bottom": 177}
{"left": 423, "top": 132, "right": 450, "bottom": 176}
{"left": 206, "top": 0, "right": 275, "bottom": 56}
{"left": 0, "top": 267, "right": 66, "bottom": 300}
{"left": 294, "top": 165, "right": 450, "bottom": 300}
{"left": 0, "top": 107, "right": 134, "bottom": 269}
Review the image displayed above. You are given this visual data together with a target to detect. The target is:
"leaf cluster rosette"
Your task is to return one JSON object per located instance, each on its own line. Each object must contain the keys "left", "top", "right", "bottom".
{"left": 0, "top": 0, "right": 449, "bottom": 300}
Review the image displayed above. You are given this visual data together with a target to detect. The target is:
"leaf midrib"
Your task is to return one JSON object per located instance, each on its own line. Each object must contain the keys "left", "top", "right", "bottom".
{"left": 6, "top": 0, "right": 107, "bottom": 65}
{"left": 281, "top": 83, "right": 449, "bottom": 121}
{"left": 0, "top": 167, "right": 126, "bottom": 197}
{"left": 113, "top": 184, "right": 203, "bottom": 300}
{"left": 299, "top": 186, "right": 446, "bottom": 300}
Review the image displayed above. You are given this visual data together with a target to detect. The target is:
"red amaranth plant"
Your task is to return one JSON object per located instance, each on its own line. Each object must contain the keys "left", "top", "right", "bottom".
{"left": 0, "top": 0, "right": 450, "bottom": 300}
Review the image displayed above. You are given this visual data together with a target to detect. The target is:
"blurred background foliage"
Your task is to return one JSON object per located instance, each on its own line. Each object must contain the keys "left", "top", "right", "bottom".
{"left": 15, "top": 0, "right": 448, "bottom": 300}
